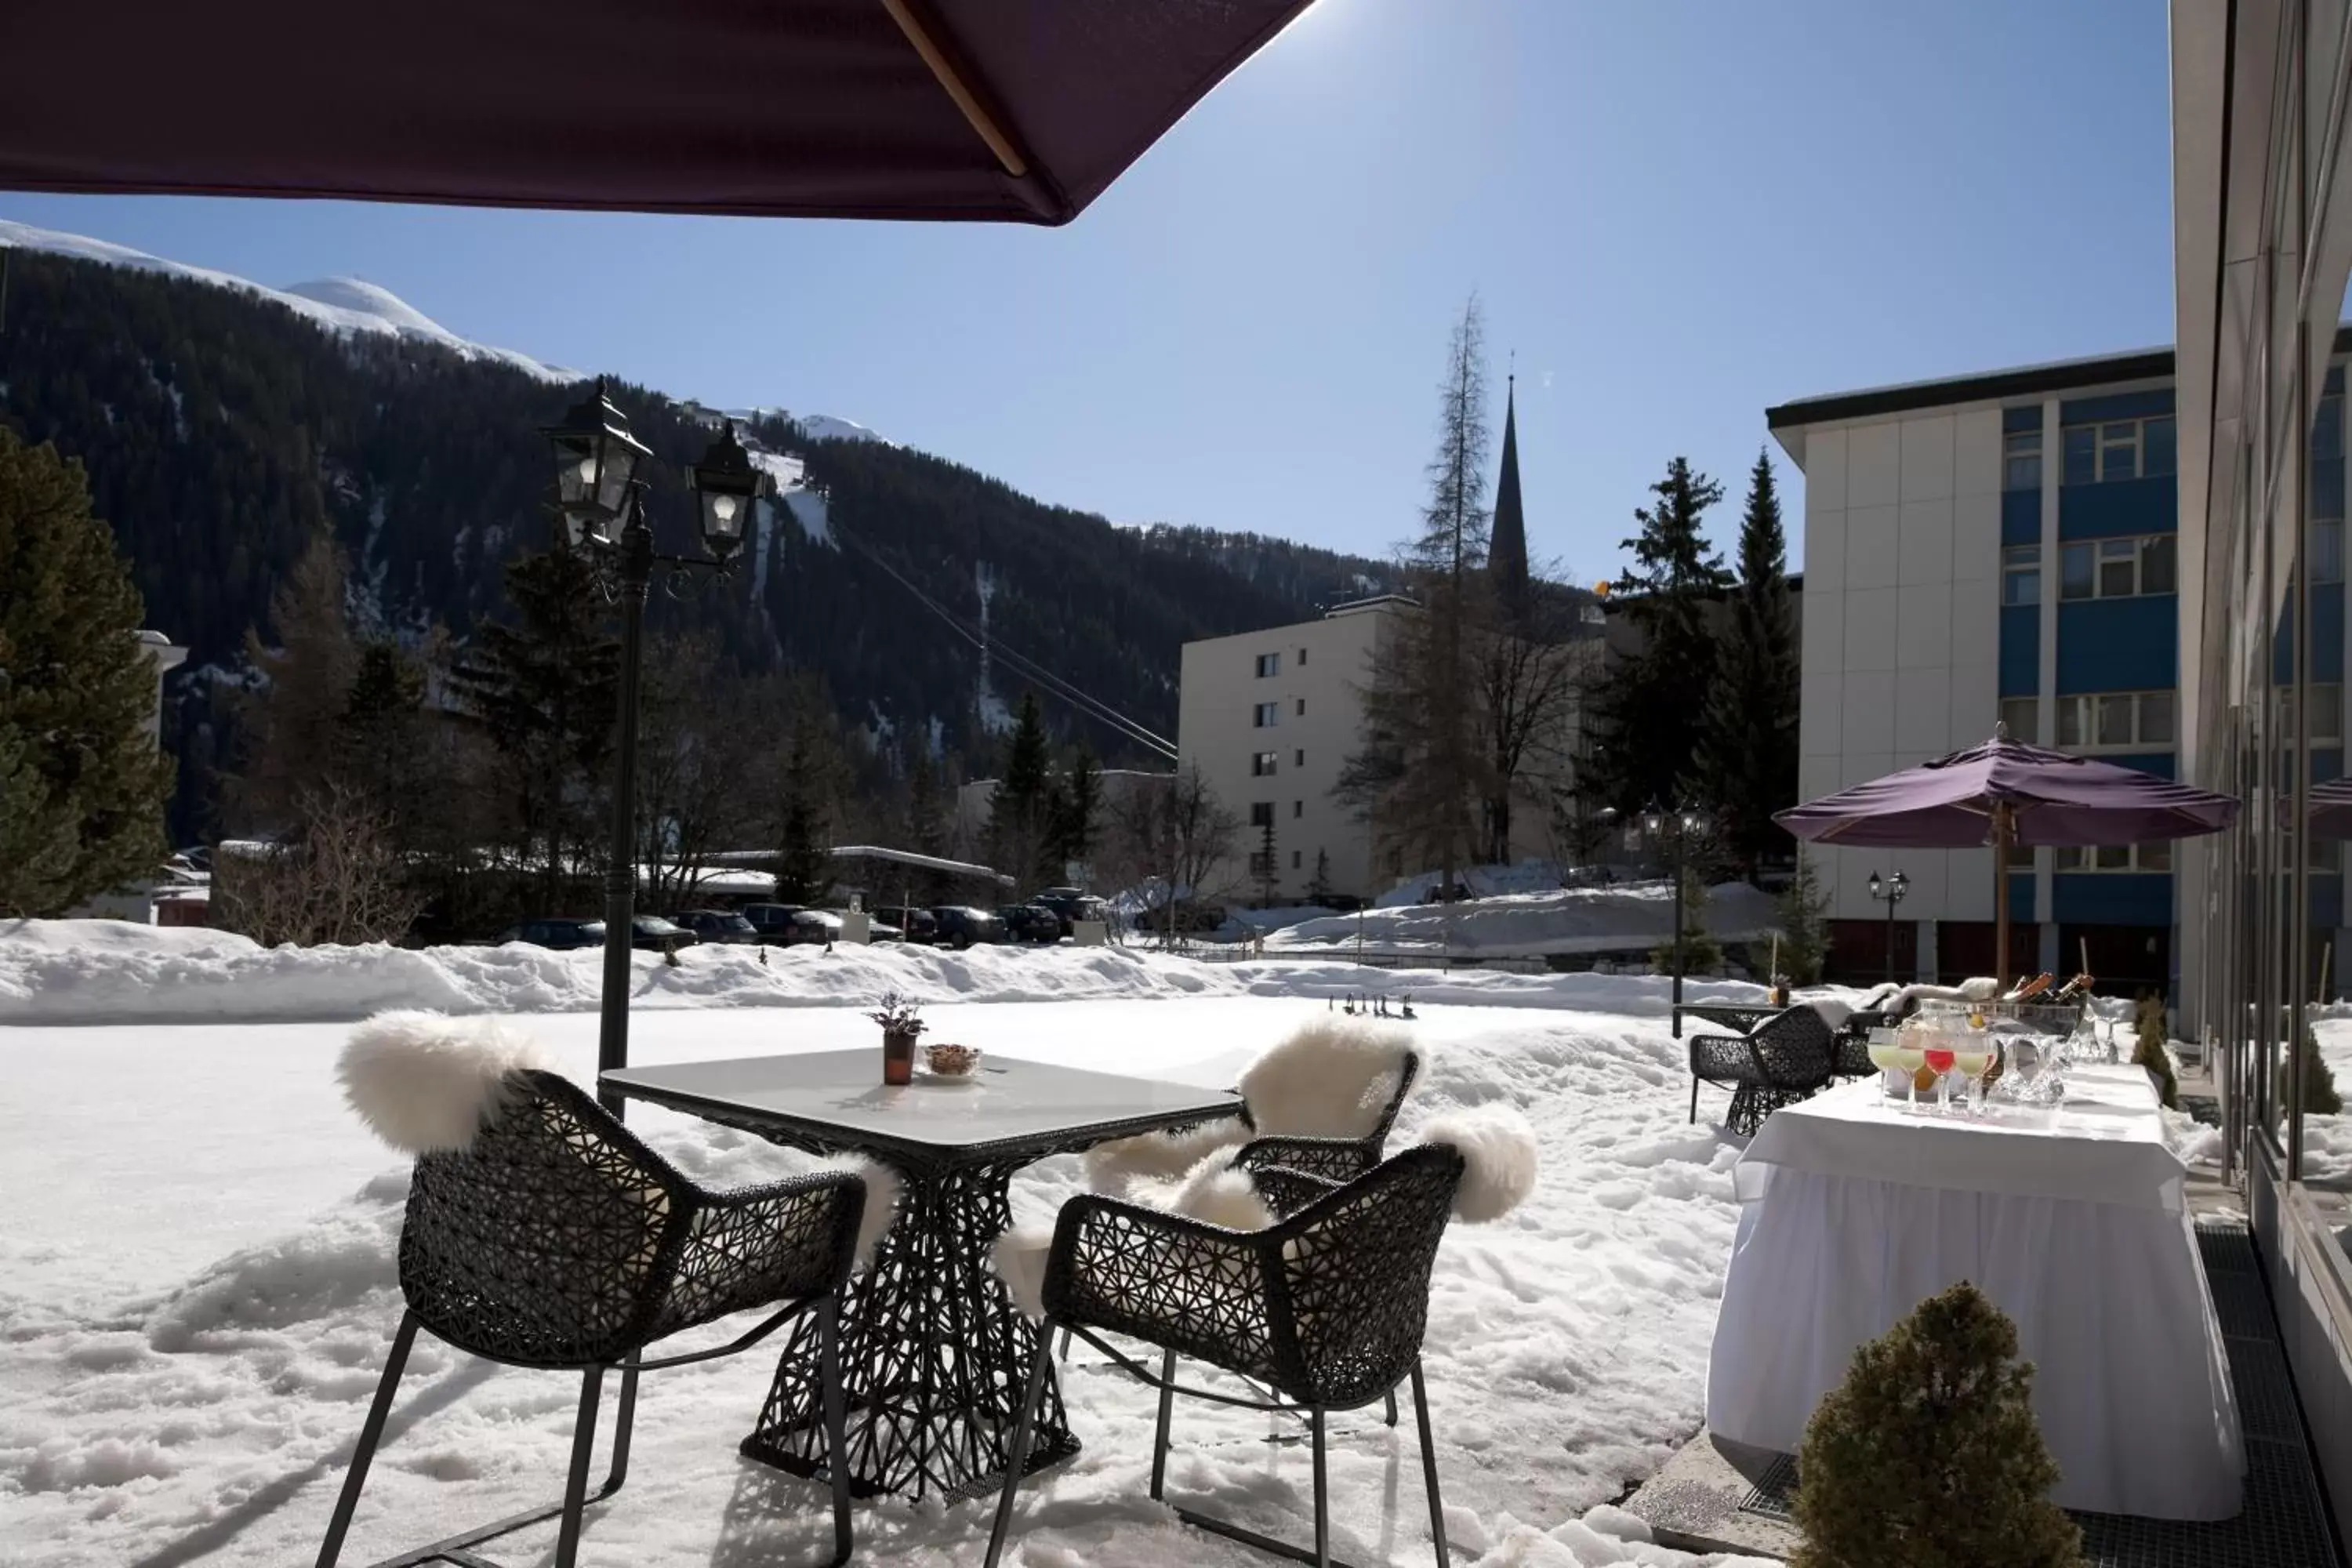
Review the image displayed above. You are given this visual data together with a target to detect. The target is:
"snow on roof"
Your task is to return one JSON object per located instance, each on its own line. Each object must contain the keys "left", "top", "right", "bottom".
{"left": 828, "top": 845, "right": 1015, "bottom": 886}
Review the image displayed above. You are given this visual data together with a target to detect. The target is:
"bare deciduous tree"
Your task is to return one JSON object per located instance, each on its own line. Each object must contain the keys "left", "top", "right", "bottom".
{"left": 213, "top": 779, "right": 426, "bottom": 946}
{"left": 1109, "top": 764, "right": 1243, "bottom": 943}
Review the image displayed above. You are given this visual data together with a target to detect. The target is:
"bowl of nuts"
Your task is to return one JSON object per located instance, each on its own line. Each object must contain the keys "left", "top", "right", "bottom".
{"left": 924, "top": 1042, "right": 982, "bottom": 1078}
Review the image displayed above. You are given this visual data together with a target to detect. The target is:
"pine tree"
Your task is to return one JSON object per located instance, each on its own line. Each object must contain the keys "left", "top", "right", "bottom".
{"left": 1776, "top": 850, "right": 1834, "bottom": 985}
{"left": 989, "top": 691, "right": 1053, "bottom": 888}
{"left": 1696, "top": 450, "right": 1799, "bottom": 877}
{"left": 1256, "top": 816, "right": 1280, "bottom": 906}
{"left": 1338, "top": 298, "right": 1493, "bottom": 885}
{"left": 0, "top": 427, "right": 175, "bottom": 916}
{"left": 447, "top": 546, "right": 619, "bottom": 909}
{"left": 1793, "top": 1282, "right": 2084, "bottom": 1568}
{"left": 1649, "top": 866, "right": 1722, "bottom": 976}
{"left": 233, "top": 534, "right": 358, "bottom": 832}
{"left": 1586, "top": 456, "right": 1730, "bottom": 811}
{"left": 1047, "top": 748, "right": 1103, "bottom": 879}
{"left": 774, "top": 718, "right": 833, "bottom": 904}
{"left": 1306, "top": 848, "right": 1334, "bottom": 903}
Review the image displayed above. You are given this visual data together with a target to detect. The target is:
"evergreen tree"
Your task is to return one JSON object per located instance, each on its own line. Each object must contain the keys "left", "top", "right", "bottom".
{"left": 1256, "top": 816, "right": 1280, "bottom": 906}
{"left": 447, "top": 546, "right": 619, "bottom": 909}
{"left": 1794, "top": 1282, "right": 2083, "bottom": 1568}
{"left": 0, "top": 428, "right": 174, "bottom": 916}
{"left": 1338, "top": 297, "right": 1493, "bottom": 886}
{"left": 1585, "top": 456, "right": 1730, "bottom": 811}
{"left": 1695, "top": 451, "right": 1799, "bottom": 877}
{"left": 1649, "top": 866, "right": 1722, "bottom": 976}
{"left": 1047, "top": 747, "right": 1103, "bottom": 879}
{"left": 1306, "top": 847, "right": 1334, "bottom": 903}
{"left": 233, "top": 534, "right": 359, "bottom": 832}
{"left": 774, "top": 718, "right": 834, "bottom": 904}
{"left": 900, "top": 742, "right": 951, "bottom": 904}
{"left": 1776, "top": 850, "right": 1834, "bottom": 985}
{"left": 989, "top": 691, "right": 1053, "bottom": 887}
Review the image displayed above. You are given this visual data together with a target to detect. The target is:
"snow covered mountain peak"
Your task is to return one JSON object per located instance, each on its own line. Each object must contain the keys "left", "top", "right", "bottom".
{"left": 279, "top": 276, "right": 455, "bottom": 338}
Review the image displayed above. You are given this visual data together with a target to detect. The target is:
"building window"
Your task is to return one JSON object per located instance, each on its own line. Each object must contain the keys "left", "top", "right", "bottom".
{"left": 2318, "top": 393, "right": 2344, "bottom": 462}
{"left": 2314, "top": 517, "right": 2346, "bottom": 584}
{"left": 2057, "top": 535, "right": 2176, "bottom": 599}
{"left": 1294, "top": 748, "right": 1305, "bottom": 768}
{"left": 1251, "top": 751, "right": 1279, "bottom": 776}
{"left": 1295, "top": 698, "right": 1306, "bottom": 717}
{"left": 2054, "top": 690, "right": 2174, "bottom": 751}
{"left": 2004, "top": 429, "right": 2042, "bottom": 492}
{"left": 1247, "top": 850, "right": 1273, "bottom": 876}
{"left": 1999, "top": 696, "right": 2038, "bottom": 743}
{"left": 1291, "top": 849, "right": 1302, "bottom": 869}
{"left": 2276, "top": 684, "right": 2346, "bottom": 743}
{"left": 1293, "top": 800, "right": 1303, "bottom": 818}
{"left": 2002, "top": 545, "right": 2041, "bottom": 606}
{"left": 1254, "top": 702, "right": 1279, "bottom": 728}
{"left": 2055, "top": 843, "right": 2171, "bottom": 873}
{"left": 2061, "top": 415, "right": 2176, "bottom": 485}
{"left": 1250, "top": 801, "right": 1276, "bottom": 828}
{"left": 1298, "top": 648, "right": 1308, "bottom": 666}
{"left": 1254, "top": 652, "right": 1279, "bottom": 678}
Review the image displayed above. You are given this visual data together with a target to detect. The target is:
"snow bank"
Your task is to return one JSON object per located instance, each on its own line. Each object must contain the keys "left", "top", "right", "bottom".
{"left": 0, "top": 919, "right": 1810, "bottom": 1025}
{"left": 1265, "top": 880, "right": 1784, "bottom": 960}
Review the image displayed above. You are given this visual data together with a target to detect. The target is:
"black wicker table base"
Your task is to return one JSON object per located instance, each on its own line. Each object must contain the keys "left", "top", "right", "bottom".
{"left": 742, "top": 1158, "right": 1077, "bottom": 1503}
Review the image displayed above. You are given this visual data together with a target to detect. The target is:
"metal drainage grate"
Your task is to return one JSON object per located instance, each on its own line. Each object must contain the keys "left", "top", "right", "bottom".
{"left": 2206, "top": 1267, "right": 2277, "bottom": 1343}
{"left": 1737, "top": 1451, "right": 1796, "bottom": 1523}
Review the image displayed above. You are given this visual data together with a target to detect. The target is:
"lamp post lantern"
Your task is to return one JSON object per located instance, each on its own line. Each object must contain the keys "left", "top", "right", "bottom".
{"left": 542, "top": 380, "right": 766, "bottom": 1115}
{"left": 1866, "top": 869, "right": 1911, "bottom": 985}
{"left": 1645, "top": 801, "right": 1708, "bottom": 1036}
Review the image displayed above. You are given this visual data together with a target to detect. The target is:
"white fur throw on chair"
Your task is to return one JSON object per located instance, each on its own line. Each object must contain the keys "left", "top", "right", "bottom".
{"left": 339, "top": 1011, "right": 902, "bottom": 1270}
{"left": 1083, "top": 1018, "right": 1421, "bottom": 1192}
{"left": 995, "top": 1105, "right": 1540, "bottom": 1319}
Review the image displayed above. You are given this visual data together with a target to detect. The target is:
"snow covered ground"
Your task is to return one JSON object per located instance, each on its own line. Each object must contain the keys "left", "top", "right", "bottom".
{"left": 1258, "top": 882, "right": 1782, "bottom": 963}
{"left": 0, "top": 920, "right": 1787, "bottom": 1566}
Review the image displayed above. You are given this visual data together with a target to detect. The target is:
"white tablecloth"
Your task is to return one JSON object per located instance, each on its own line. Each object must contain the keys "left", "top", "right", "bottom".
{"left": 1706, "top": 1065, "right": 2243, "bottom": 1521}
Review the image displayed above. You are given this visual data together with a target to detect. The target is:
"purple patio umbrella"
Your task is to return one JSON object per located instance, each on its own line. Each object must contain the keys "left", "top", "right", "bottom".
{"left": 1774, "top": 731, "right": 2240, "bottom": 986}
{"left": 2312, "top": 776, "right": 2352, "bottom": 839}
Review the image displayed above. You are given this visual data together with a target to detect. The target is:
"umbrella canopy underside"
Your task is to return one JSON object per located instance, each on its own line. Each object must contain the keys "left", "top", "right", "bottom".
{"left": 1775, "top": 736, "right": 2242, "bottom": 849}
{"left": 0, "top": 0, "right": 1313, "bottom": 225}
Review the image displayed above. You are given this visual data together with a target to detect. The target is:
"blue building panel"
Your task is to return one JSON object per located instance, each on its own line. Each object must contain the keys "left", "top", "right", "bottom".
{"left": 2008, "top": 873, "right": 2034, "bottom": 921}
{"left": 2268, "top": 593, "right": 2347, "bottom": 684}
{"left": 2058, "top": 475, "right": 2178, "bottom": 539}
{"left": 2002, "top": 490, "right": 2040, "bottom": 546}
{"left": 2003, "top": 406, "right": 2042, "bottom": 434}
{"left": 2316, "top": 456, "right": 2344, "bottom": 521}
{"left": 2059, "top": 389, "right": 2176, "bottom": 424}
{"left": 2315, "top": 877, "right": 2345, "bottom": 932}
{"left": 2055, "top": 599, "right": 2176, "bottom": 693}
{"left": 2096, "top": 752, "right": 2176, "bottom": 780}
{"left": 1999, "top": 604, "right": 2039, "bottom": 697}
{"left": 2052, "top": 873, "right": 2172, "bottom": 927}
{"left": 2316, "top": 749, "right": 2345, "bottom": 785}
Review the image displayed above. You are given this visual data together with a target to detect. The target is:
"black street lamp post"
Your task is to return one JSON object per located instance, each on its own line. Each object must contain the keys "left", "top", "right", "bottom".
{"left": 1866, "top": 869, "right": 1911, "bottom": 985}
{"left": 542, "top": 379, "right": 765, "bottom": 1116}
{"left": 1644, "top": 801, "right": 1707, "bottom": 1037}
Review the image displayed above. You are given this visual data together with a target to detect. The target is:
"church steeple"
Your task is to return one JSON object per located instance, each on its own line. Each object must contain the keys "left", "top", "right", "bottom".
{"left": 1490, "top": 369, "right": 1530, "bottom": 619}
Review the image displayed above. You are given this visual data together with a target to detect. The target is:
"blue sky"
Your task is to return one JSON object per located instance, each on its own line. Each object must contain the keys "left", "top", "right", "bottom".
{"left": 0, "top": 0, "right": 2174, "bottom": 581}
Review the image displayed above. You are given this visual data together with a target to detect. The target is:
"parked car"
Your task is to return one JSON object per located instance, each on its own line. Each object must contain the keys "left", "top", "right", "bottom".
{"left": 630, "top": 915, "right": 697, "bottom": 953}
{"left": 999, "top": 904, "right": 1065, "bottom": 944}
{"left": 1421, "top": 881, "right": 1475, "bottom": 904}
{"left": 1308, "top": 893, "right": 1367, "bottom": 913}
{"left": 497, "top": 917, "right": 607, "bottom": 950}
{"left": 742, "top": 903, "right": 837, "bottom": 946}
{"left": 667, "top": 909, "right": 759, "bottom": 945}
{"left": 865, "top": 917, "right": 906, "bottom": 943}
{"left": 874, "top": 906, "right": 939, "bottom": 944}
{"left": 1032, "top": 888, "right": 1112, "bottom": 935}
{"left": 930, "top": 906, "right": 1007, "bottom": 949}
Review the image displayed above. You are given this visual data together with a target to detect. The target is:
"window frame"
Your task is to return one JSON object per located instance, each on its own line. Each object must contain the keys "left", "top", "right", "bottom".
{"left": 1250, "top": 750, "right": 1279, "bottom": 777}
{"left": 2053, "top": 842, "right": 2172, "bottom": 874}
{"left": 2002, "top": 545, "right": 2042, "bottom": 607}
{"left": 1254, "top": 652, "right": 1279, "bottom": 678}
{"left": 2059, "top": 413, "right": 2176, "bottom": 485}
{"left": 1253, "top": 702, "right": 1279, "bottom": 728}
{"left": 2056, "top": 535, "right": 2177, "bottom": 600}
{"left": 2053, "top": 689, "right": 2176, "bottom": 753}
{"left": 2003, "top": 428, "right": 2042, "bottom": 493}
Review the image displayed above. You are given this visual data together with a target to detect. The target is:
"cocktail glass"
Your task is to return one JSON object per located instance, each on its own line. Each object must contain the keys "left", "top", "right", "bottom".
{"left": 1867, "top": 1031, "right": 1905, "bottom": 1103}
{"left": 1922, "top": 1042, "right": 1958, "bottom": 1112}
{"left": 1892, "top": 1036, "right": 1927, "bottom": 1112}
{"left": 1952, "top": 1043, "right": 1993, "bottom": 1114}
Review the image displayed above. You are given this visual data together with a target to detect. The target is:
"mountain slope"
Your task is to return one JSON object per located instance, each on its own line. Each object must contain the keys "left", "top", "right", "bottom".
{"left": 0, "top": 235, "right": 1398, "bottom": 833}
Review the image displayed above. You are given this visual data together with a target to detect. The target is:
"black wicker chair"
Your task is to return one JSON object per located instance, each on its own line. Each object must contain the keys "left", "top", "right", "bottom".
{"left": 1685, "top": 1004, "right": 1836, "bottom": 1135}
{"left": 315, "top": 1070, "right": 870, "bottom": 1568}
{"left": 989, "top": 1145, "right": 1466, "bottom": 1568}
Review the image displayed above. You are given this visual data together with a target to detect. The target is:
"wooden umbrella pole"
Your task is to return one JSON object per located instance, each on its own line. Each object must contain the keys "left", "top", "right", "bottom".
{"left": 1994, "top": 803, "right": 2013, "bottom": 993}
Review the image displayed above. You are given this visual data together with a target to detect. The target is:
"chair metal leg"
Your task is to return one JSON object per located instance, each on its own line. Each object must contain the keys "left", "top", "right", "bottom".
{"left": 315, "top": 1311, "right": 419, "bottom": 1568}
{"left": 1309, "top": 1406, "right": 1330, "bottom": 1568}
{"left": 604, "top": 1355, "right": 640, "bottom": 1496}
{"left": 1149, "top": 1348, "right": 1178, "bottom": 1500}
{"left": 1410, "top": 1361, "right": 1449, "bottom": 1568}
{"left": 1057, "top": 1324, "right": 1072, "bottom": 1360}
{"left": 984, "top": 1316, "right": 1058, "bottom": 1568}
{"left": 1382, "top": 1388, "right": 1398, "bottom": 1428}
{"left": 818, "top": 1299, "right": 853, "bottom": 1568}
{"left": 1689, "top": 1076, "right": 1699, "bottom": 1123}
{"left": 553, "top": 1368, "right": 604, "bottom": 1568}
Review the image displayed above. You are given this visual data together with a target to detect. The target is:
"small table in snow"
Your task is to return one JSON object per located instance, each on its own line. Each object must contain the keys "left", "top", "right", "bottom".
{"left": 1705, "top": 1064, "right": 2243, "bottom": 1521}
{"left": 601, "top": 1050, "right": 1242, "bottom": 1503}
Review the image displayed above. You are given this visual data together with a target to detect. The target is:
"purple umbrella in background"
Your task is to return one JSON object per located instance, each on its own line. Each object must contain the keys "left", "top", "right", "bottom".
{"left": 1774, "top": 730, "right": 2240, "bottom": 986}
{"left": 2312, "top": 777, "right": 2352, "bottom": 839}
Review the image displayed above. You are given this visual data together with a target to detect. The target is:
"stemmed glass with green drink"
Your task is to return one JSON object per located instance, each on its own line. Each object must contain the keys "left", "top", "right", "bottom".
{"left": 1952, "top": 1029, "right": 1996, "bottom": 1114}
{"left": 1867, "top": 1027, "right": 1906, "bottom": 1105}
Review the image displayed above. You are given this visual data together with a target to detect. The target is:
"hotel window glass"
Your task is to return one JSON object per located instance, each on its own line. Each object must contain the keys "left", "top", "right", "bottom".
{"left": 1250, "top": 801, "right": 1275, "bottom": 828}
{"left": 1251, "top": 751, "right": 1278, "bottom": 776}
{"left": 1298, "top": 648, "right": 1308, "bottom": 666}
{"left": 1294, "top": 748, "right": 1305, "bottom": 767}
{"left": 1291, "top": 850, "right": 1302, "bottom": 869}
{"left": 2002, "top": 545, "right": 2040, "bottom": 606}
{"left": 2004, "top": 429, "right": 2042, "bottom": 491}
{"left": 1295, "top": 698, "right": 1306, "bottom": 717}
{"left": 2315, "top": 518, "right": 2346, "bottom": 584}
{"left": 2055, "top": 842, "right": 2169, "bottom": 873}
{"left": 2058, "top": 535, "right": 2175, "bottom": 599}
{"left": 1292, "top": 800, "right": 1303, "bottom": 818}
{"left": 2056, "top": 690, "right": 2172, "bottom": 751}
{"left": 1254, "top": 652, "right": 1279, "bottom": 677}
{"left": 1253, "top": 702, "right": 1279, "bottom": 728}
{"left": 1999, "top": 697, "right": 2038, "bottom": 743}
{"left": 2060, "top": 415, "right": 2174, "bottom": 485}
{"left": 2318, "top": 394, "right": 2345, "bottom": 462}
{"left": 2277, "top": 684, "right": 2345, "bottom": 744}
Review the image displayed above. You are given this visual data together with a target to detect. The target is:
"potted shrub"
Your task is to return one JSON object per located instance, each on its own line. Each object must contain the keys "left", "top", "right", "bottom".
{"left": 868, "top": 993, "right": 927, "bottom": 1086}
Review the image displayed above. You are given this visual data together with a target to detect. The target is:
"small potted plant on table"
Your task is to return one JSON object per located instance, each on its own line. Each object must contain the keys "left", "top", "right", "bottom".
{"left": 869, "top": 993, "right": 927, "bottom": 1086}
